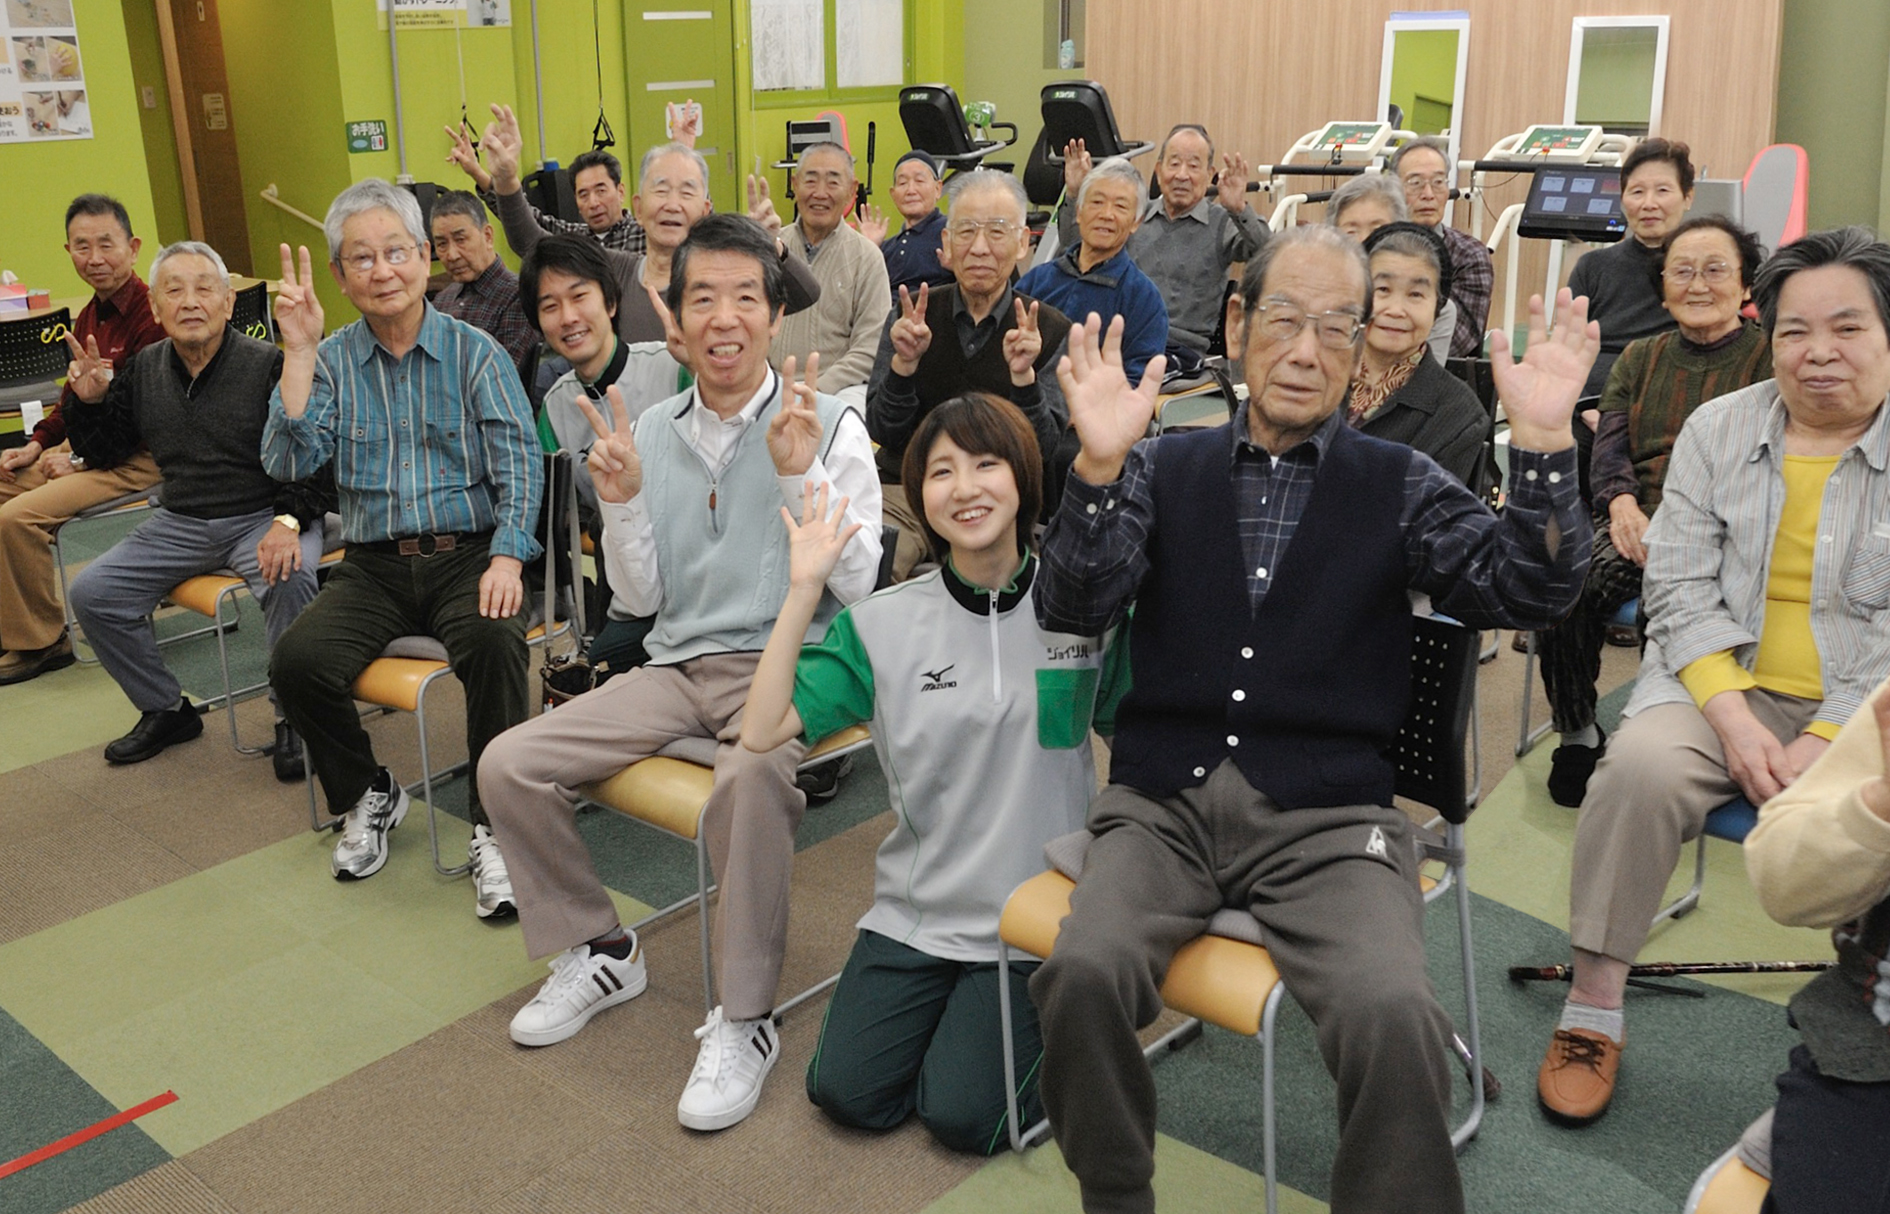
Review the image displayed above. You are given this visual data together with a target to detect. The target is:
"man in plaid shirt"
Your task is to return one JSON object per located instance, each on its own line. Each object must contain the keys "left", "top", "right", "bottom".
{"left": 430, "top": 190, "right": 535, "bottom": 382}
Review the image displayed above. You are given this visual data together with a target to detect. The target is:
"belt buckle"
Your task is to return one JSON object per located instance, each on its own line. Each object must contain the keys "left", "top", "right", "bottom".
{"left": 396, "top": 534, "right": 456, "bottom": 557}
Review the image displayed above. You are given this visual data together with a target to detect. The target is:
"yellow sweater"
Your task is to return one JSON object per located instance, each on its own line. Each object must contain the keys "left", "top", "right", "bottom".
{"left": 1677, "top": 455, "right": 1841, "bottom": 740}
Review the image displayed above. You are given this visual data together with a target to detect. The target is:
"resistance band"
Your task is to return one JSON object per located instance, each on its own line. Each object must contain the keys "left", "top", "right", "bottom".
{"left": 591, "top": 0, "right": 614, "bottom": 149}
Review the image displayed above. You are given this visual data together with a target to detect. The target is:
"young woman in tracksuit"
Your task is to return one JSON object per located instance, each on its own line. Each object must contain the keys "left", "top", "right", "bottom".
{"left": 742, "top": 392, "right": 1126, "bottom": 1155}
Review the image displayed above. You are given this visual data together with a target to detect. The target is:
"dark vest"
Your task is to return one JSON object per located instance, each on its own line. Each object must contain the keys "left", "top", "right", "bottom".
{"left": 874, "top": 285, "right": 1072, "bottom": 476}
{"left": 1109, "top": 421, "right": 1414, "bottom": 808}
{"left": 136, "top": 329, "right": 286, "bottom": 519}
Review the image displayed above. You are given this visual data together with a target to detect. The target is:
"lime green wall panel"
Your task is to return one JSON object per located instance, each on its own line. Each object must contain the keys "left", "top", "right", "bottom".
{"left": 119, "top": 0, "right": 188, "bottom": 246}
{"left": 1386, "top": 28, "right": 1457, "bottom": 136}
{"left": 1777, "top": 0, "right": 1890, "bottom": 230}
{"left": 962, "top": 0, "right": 1060, "bottom": 161}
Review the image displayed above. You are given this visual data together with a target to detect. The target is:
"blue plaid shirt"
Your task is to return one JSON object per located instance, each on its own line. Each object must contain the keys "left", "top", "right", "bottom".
{"left": 261, "top": 303, "right": 544, "bottom": 562}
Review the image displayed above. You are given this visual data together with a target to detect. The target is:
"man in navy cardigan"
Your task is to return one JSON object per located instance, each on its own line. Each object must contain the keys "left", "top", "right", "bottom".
{"left": 1029, "top": 224, "right": 1599, "bottom": 1214}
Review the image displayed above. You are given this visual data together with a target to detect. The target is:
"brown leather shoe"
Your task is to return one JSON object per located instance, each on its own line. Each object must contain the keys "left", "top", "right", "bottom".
{"left": 1538, "top": 1028, "right": 1621, "bottom": 1125}
{"left": 0, "top": 633, "right": 75, "bottom": 686}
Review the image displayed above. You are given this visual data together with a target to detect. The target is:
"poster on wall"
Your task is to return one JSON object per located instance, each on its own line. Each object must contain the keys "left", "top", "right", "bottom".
{"left": 377, "top": 0, "right": 511, "bottom": 30}
{"left": 0, "top": 0, "right": 92, "bottom": 143}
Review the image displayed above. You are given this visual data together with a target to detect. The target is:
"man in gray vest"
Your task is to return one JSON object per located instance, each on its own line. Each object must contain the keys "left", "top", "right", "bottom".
{"left": 478, "top": 215, "right": 882, "bottom": 1132}
{"left": 62, "top": 241, "right": 329, "bottom": 777}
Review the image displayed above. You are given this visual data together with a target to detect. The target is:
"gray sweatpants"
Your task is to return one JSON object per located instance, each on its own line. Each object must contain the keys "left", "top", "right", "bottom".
{"left": 1029, "top": 760, "right": 1463, "bottom": 1214}
{"left": 478, "top": 651, "right": 807, "bottom": 1020}
{"left": 69, "top": 506, "right": 322, "bottom": 713}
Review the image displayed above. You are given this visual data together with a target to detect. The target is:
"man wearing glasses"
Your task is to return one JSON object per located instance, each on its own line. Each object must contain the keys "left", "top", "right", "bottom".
{"left": 263, "top": 179, "right": 543, "bottom": 918}
{"left": 1392, "top": 137, "right": 1493, "bottom": 359}
{"left": 866, "top": 170, "right": 1071, "bottom": 579}
{"left": 1030, "top": 224, "right": 1598, "bottom": 1214}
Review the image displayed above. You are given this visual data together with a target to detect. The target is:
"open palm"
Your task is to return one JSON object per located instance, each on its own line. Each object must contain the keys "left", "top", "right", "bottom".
{"left": 1489, "top": 289, "right": 1600, "bottom": 449}
{"left": 1057, "top": 313, "right": 1164, "bottom": 483}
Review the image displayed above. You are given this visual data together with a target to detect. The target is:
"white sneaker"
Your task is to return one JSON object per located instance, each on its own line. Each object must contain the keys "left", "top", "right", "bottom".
{"left": 509, "top": 938, "right": 647, "bottom": 1047}
{"left": 331, "top": 770, "right": 410, "bottom": 880}
{"left": 677, "top": 1006, "right": 779, "bottom": 1131}
{"left": 467, "top": 825, "right": 516, "bottom": 919}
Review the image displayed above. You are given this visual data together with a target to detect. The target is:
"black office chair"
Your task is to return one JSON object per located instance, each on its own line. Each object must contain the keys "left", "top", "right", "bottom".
{"left": 898, "top": 83, "right": 1017, "bottom": 173}
{"left": 401, "top": 182, "right": 444, "bottom": 241}
{"left": 230, "top": 282, "right": 273, "bottom": 344}
{"left": 524, "top": 166, "right": 582, "bottom": 226}
{"left": 1041, "top": 80, "right": 1153, "bottom": 165}
{"left": 1021, "top": 128, "right": 1062, "bottom": 231}
{"left": 0, "top": 306, "right": 70, "bottom": 415}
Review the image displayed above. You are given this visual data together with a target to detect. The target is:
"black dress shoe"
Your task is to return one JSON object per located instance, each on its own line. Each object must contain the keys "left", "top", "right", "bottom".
{"left": 104, "top": 700, "right": 204, "bottom": 765}
{"left": 272, "top": 720, "right": 306, "bottom": 783}
{"left": 1547, "top": 728, "right": 1607, "bottom": 808}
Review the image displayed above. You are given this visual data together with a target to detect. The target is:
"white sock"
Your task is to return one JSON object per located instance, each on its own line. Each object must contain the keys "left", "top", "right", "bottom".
{"left": 1558, "top": 999, "right": 1624, "bottom": 1044}
{"left": 1560, "top": 724, "right": 1601, "bottom": 749}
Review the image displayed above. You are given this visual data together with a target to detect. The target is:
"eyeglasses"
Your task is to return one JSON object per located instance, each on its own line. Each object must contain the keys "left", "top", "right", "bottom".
{"left": 1401, "top": 174, "right": 1451, "bottom": 196}
{"left": 1663, "top": 261, "right": 1736, "bottom": 286}
{"left": 340, "top": 244, "right": 419, "bottom": 276}
{"left": 947, "top": 218, "right": 1020, "bottom": 245}
{"left": 1250, "top": 301, "right": 1364, "bottom": 349}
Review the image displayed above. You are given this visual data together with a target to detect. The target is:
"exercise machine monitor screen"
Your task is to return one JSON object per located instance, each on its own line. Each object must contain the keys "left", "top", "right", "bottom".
{"left": 1519, "top": 166, "right": 1626, "bottom": 242}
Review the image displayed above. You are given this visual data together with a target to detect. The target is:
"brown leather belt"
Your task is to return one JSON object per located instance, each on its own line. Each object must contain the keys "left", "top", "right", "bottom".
{"left": 362, "top": 532, "right": 474, "bottom": 557}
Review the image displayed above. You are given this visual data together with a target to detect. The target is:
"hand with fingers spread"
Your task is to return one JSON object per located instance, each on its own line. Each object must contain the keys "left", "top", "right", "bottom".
{"left": 888, "top": 283, "right": 932, "bottom": 376}
{"left": 856, "top": 202, "right": 889, "bottom": 246}
{"left": 1218, "top": 152, "right": 1250, "bottom": 213}
{"left": 1062, "top": 138, "right": 1092, "bottom": 199}
{"left": 64, "top": 332, "right": 113, "bottom": 403}
{"left": 784, "top": 481, "right": 862, "bottom": 593}
{"left": 273, "top": 243, "right": 326, "bottom": 354}
{"left": 443, "top": 123, "right": 492, "bottom": 191}
{"left": 479, "top": 555, "right": 525, "bottom": 619}
{"left": 575, "top": 385, "right": 643, "bottom": 504}
{"left": 482, "top": 103, "right": 526, "bottom": 194}
{"left": 1003, "top": 297, "right": 1043, "bottom": 386}
{"left": 1488, "top": 288, "right": 1600, "bottom": 453}
{"left": 0, "top": 441, "right": 42, "bottom": 482}
{"left": 1058, "top": 312, "right": 1165, "bottom": 486}
{"left": 747, "top": 174, "right": 782, "bottom": 238}
{"left": 767, "top": 354, "right": 823, "bottom": 478}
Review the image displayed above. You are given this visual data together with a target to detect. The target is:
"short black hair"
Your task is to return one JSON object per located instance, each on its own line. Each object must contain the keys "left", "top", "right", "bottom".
{"left": 1620, "top": 137, "right": 1695, "bottom": 196}
{"left": 65, "top": 193, "right": 133, "bottom": 240}
{"left": 664, "top": 213, "right": 787, "bottom": 318}
{"left": 429, "top": 189, "right": 490, "bottom": 231}
{"left": 1752, "top": 225, "right": 1890, "bottom": 337}
{"left": 570, "top": 149, "right": 623, "bottom": 186}
{"left": 1650, "top": 216, "right": 1767, "bottom": 295}
{"left": 900, "top": 393, "right": 1043, "bottom": 562}
{"left": 519, "top": 234, "right": 621, "bottom": 334}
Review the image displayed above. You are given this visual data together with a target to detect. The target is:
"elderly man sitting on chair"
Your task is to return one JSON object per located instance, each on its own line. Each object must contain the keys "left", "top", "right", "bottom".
{"left": 62, "top": 240, "right": 331, "bottom": 777}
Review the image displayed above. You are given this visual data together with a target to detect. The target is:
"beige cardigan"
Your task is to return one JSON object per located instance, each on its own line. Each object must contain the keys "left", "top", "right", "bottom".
{"left": 773, "top": 221, "right": 892, "bottom": 395}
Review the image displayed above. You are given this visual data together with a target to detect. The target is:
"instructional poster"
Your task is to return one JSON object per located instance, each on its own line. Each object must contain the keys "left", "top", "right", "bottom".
{"left": 0, "top": 0, "right": 91, "bottom": 143}
{"left": 376, "top": 0, "right": 511, "bottom": 30}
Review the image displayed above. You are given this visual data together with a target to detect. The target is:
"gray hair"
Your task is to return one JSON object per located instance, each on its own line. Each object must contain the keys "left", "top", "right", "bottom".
{"left": 1326, "top": 173, "right": 1408, "bottom": 227}
{"left": 1076, "top": 156, "right": 1146, "bottom": 211}
{"left": 149, "top": 240, "right": 230, "bottom": 291}
{"left": 1238, "top": 225, "right": 1370, "bottom": 317}
{"left": 945, "top": 168, "right": 1028, "bottom": 224}
{"left": 428, "top": 189, "right": 489, "bottom": 232}
{"left": 1389, "top": 136, "right": 1451, "bottom": 176}
{"left": 638, "top": 141, "right": 711, "bottom": 193}
{"left": 1752, "top": 225, "right": 1890, "bottom": 336}
{"left": 795, "top": 140, "right": 855, "bottom": 173}
{"left": 323, "top": 178, "right": 427, "bottom": 265}
{"left": 1157, "top": 123, "right": 1215, "bottom": 164}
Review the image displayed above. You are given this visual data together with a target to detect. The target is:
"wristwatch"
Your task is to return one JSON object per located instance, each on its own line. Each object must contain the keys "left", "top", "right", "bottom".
{"left": 274, "top": 514, "right": 301, "bottom": 533}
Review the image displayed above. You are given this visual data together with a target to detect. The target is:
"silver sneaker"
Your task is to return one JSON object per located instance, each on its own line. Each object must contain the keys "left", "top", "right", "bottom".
{"left": 467, "top": 825, "right": 516, "bottom": 919}
{"left": 677, "top": 1006, "right": 779, "bottom": 1131}
{"left": 331, "top": 772, "right": 410, "bottom": 880}
{"left": 509, "top": 939, "right": 647, "bottom": 1046}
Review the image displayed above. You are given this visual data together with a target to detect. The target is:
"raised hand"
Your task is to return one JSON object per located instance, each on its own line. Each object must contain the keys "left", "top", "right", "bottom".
{"left": 1057, "top": 313, "right": 1165, "bottom": 486}
{"left": 64, "top": 332, "right": 112, "bottom": 403}
{"left": 645, "top": 284, "right": 691, "bottom": 371}
{"left": 856, "top": 201, "right": 889, "bottom": 246}
{"left": 747, "top": 174, "right": 782, "bottom": 238}
{"left": 782, "top": 481, "right": 861, "bottom": 593}
{"left": 575, "top": 385, "right": 643, "bottom": 503}
{"left": 273, "top": 243, "right": 325, "bottom": 354}
{"left": 1062, "top": 138, "right": 1092, "bottom": 199}
{"left": 1488, "top": 288, "right": 1600, "bottom": 453}
{"left": 443, "top": 123, "right": 491, "bottom": 190}
{"left": 1003, "top": 297, "right": 1042, "bottom": 385}
{"left": 767, "top": 354, "right": 823, "bottom": 477}
{"left": 1218, "top": 152, "right": 1250, "bottom": 212}
{"left": 888, "top": 283, "right": 932, "bottom": 375}
{"left": 669, "top": 99, "right": 701, "bottom": 147}
{"left": 481, "top": 103, "right": 525, "bottom": 192}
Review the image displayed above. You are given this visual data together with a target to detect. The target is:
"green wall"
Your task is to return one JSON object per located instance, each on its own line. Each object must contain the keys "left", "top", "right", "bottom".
{"left": 0, "top": 0, "right": 159, "bottom": 299}
{"left": 1387, "top": 28, "right": 1458, "bottom": 136}
{"left": 963, "top": 0, "right": 1065, "bottom": 170}
{"left": 1572, "top": 27, "right": 1659, "bottom": 131}
{"left": 119, "top": 0, "right": 187, "bottom": 246}
{"left": 1777, "top": 0, "right": 1890, "bottom": 232}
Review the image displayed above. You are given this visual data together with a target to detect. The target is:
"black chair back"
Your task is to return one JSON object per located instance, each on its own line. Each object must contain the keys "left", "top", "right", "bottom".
{"left": 524, "top": 166, "right": 582, "bottom": 226}
{"left": 1023, "top": 127, "right": 1063, "bottom": 208}
{"left": 900, "top": 84, "right": 979, "bottom": 158}
{"left": 1040, "top": 81, "right": 1149, "bottom": 161}
{"left": 1391, "top": 614, "right": 1480, "bottom": 823}
{"left": 0, "top": 307, "right": 72, "bottom": 389}
{"left": 1445, "top": 355, "right": 1501, "bottom": 504}
{"left": 231, "top": 282, "right": 273, "bottom": 343}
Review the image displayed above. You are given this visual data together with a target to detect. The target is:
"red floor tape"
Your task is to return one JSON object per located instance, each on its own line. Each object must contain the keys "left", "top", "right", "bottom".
{"left": 0, "top": 1090, "right": 178, "bottom": 1179}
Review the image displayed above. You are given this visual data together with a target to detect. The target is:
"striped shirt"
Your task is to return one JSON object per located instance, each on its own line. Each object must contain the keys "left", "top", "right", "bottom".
{"left": 261, "top": 304, "right": 544, "bottom": 562}
{"left": 1631, "top": 381, "right": 1890, "bottom": 734}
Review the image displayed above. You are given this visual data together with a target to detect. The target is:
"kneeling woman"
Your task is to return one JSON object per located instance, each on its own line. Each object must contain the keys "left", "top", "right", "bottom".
{"left": 741, "top": 393, "right": 1125, "bottom": 1153}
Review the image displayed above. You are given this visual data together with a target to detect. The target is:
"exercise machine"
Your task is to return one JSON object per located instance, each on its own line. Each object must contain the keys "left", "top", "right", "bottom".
{"left": 1252, "top": 119, "right": 1417, "bottom": 230}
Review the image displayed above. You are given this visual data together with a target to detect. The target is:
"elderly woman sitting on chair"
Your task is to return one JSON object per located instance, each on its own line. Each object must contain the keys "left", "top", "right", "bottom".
{"left": 1537, "top": 227, "right": 1890, "bottom": 1128}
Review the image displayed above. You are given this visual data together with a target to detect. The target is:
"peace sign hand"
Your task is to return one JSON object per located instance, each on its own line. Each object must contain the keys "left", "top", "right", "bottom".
{"left": 889, "top": 283, "right": 932, "bottom": 374}
{"left": 443, "top": 123, "right": 491, "bottom": 191}
{"left": 1057, "top": 312, "right": 1165, "bottom": 486}
{"left": 782, "top": 481, "right": 862, "bottom": 594}
{"left": 1003, "top": 297, "right": 1042, "bottom": 385}
{"left": 1489, "top": 288, "right": 1600, "bottom": 454}
{"left": 767, "top": 354, "right": 823, "bottom": 478}
{"left": 273, "top": 243, "right": 326, "bottom": 353}
{"left": 1218, "top": 152, "right": 1251, "bottom": 213}
{"left": 64, "top": 332, "right": 112, "bottom": 403}
{"left": 575, "top": 385, "right": 643, "bottom": 503}
{"left": 747, "top": 174, "right": 782, "bottom": 238}
{"left": 645, "top": 284, "right": 691, "bottom": 371}
{"left": 481, "top": 103, "right": 525, "bottom": 192}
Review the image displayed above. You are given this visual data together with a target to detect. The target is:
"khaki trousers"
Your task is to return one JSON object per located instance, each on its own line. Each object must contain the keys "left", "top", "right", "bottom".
{"left": 0, "top": 449, "right": 162, "bottom": 652}
{"left": 478, "top": 651, "right": 807, "bottom": 1020}
{"left": 880, "top": 482, "right": 929, "bottom": 583}
{"left": 1569, "top": 688, "right": 1817, "bottom": 963}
